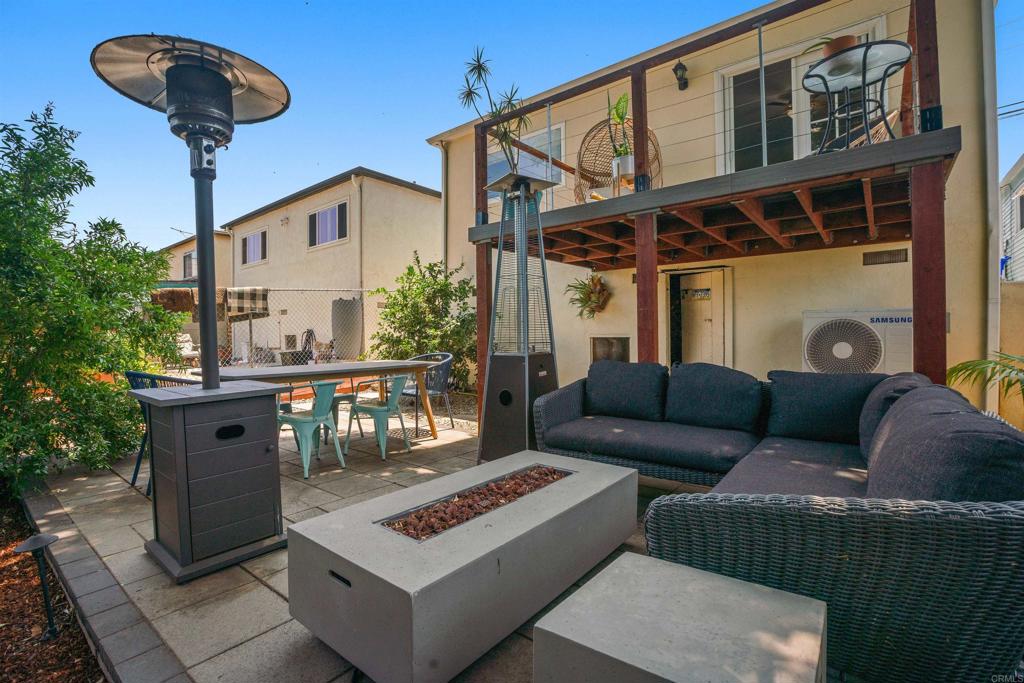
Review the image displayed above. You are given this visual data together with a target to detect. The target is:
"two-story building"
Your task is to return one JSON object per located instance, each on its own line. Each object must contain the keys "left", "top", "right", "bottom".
{"left": 158, "top": 230, "right": 233, "bottom": 349}
{"left": 428, "top": 0, "right": 1001, "bottom": 410}
{"left": 1000, "top": 153, "right": 1024, "bottom": 283}
{"left": 220, "top": 166, "right": 442, "bottom": 362}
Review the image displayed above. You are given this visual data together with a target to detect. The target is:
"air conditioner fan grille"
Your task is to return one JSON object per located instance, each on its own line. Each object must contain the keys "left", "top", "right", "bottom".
{"left": 804, "top": 318, "right": 883, "bottom": 373}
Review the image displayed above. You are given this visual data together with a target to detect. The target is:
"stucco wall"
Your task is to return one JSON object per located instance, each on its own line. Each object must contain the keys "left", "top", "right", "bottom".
{"left": 439, "top": 0, "right": 993, "bottom": 405}
{"left": 999, "top": 281, "right": 1024, "bottom": 428}
{"left": 163, "top": 233, "right": 232, "bottom": 287}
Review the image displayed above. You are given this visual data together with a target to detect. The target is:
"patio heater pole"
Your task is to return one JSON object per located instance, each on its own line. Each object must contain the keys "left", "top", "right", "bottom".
{"left": 755, "top": 21, "right": 768, "bottom": 167}
{"left": 191, "top": 137, "right": 221, "bottom": 389}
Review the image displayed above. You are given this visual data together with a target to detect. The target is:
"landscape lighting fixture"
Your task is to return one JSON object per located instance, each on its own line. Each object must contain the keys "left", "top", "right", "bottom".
{"left": 91, "top": 35, "right": 289, "bottom": 388}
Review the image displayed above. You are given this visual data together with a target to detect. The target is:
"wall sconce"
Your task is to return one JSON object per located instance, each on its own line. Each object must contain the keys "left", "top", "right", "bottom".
{"left": 673, "top": 61, "right": 689, "bottom": 91}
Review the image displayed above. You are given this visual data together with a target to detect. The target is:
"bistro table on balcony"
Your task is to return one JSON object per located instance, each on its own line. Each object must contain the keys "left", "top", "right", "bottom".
{"left": 198, "top": 359, "right": 441, "bottom": 438}
{"left": 802, "top": 39, "right": 913, "bottom": 154}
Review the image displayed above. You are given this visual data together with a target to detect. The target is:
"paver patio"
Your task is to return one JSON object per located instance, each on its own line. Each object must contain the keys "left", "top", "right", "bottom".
{"left": 27, "top": 411, "right": 676, "bottom": 683}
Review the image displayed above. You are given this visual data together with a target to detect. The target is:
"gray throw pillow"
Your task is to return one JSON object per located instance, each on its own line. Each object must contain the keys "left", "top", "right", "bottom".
{"left": 867, "top": 385, "right": 1024, "bottom": 502}
{"left": 665, "top": 363, "right": 764, "bottom": 432}
{"left": 585, "top": 360, "right": 667, "bottom": 422}
{"left": 766, "top": 370, "right": 887, "bottom": 444}
{"left": 859, "top": 372, "right": 932, "bottom": 462}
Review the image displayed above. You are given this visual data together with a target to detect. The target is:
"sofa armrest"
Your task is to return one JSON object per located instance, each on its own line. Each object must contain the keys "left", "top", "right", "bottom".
{"left": 644, "top": 493, "right": 1024, "bottom": 682}
{"left": 533, "top": 379, "right": 586, "bottom": 451}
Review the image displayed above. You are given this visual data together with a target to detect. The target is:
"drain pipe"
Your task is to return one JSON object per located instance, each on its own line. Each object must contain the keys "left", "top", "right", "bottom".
{"left": 980, "top": 0, "right": 1001, "bottom": 412}
{"left": 436, "top": 140, "right": 450, "bottom": 268}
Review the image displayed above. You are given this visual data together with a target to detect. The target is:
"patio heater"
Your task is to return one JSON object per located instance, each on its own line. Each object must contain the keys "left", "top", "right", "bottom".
{"left": 93, "top": 35, "right": 290, "bottom": 582}
{"left": 478, "top": 173, "right": 559, "bottom": 462}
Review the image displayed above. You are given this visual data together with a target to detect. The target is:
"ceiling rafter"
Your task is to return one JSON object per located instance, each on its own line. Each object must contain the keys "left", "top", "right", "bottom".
{"left": 793, "top": 188, "right": 833, "bottom": 245}
{"left": 862, "top": 179, "right": 879, "bottom": 240}
{"left": 731, "top": 198, "right": 794, "bottom": 249}
{"left": 668, "top": 206, "right": 744, "bottom": 254}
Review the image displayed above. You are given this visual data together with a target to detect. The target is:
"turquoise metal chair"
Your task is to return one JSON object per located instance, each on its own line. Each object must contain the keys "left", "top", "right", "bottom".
{"left": 278, "top": 380, "right": 346, "bottom": 478}
{"left": 344, "top": 375, "right": 412, "bottom": 460}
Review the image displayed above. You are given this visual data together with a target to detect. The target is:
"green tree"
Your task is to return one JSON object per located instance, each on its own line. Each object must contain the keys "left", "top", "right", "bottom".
{"left": 369, "top": 253, "right": 476, "bottom": 390}
{"left": 0, "top": 106, "right": 183, "bottom": 498}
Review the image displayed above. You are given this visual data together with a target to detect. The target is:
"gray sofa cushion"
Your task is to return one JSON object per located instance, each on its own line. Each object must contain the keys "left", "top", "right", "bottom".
{"left": 712, "top": 437, "right": 868, "bottom": 497}
{"left": 767, "top": 370, "right": 887, "bottom": 445}
{"left": 585, "top": 361, "right": 667, "bottom": 422}
{"left": 866, "top": 385, "right": 1024, "bottom": 502}
{"left": 544, "top": 415, "right": 760, "bottom": 474}
{"left": 665, "top": 363, "right": 763, "bottom": 433}
{"left": 859, "top": 372, "right": 932, "bottom": 463}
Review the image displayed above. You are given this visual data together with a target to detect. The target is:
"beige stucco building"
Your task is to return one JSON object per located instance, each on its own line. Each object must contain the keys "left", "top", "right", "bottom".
{"left": 160, "top": 230, "right": 233, "bottom": 286}
{"left": 220, "top": 167, "right": 442, "bottom": 362}
{"left": 428, "top": 0, "right": 1001, "bottom": 410}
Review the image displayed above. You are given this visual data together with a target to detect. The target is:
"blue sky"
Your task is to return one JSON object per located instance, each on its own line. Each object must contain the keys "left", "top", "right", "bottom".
{"left": 2, "top": 0, "right": 1023, "bottom": 250}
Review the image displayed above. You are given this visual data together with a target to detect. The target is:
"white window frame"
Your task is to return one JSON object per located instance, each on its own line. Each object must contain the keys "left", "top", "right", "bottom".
{"left": 182, "top": 250, "right": 196, "bottom": 279}
{"left": 240, "top": 228, "right": 268, "bottom": 267}
{"left": 487, "top": 122, "right": 566, "bottom": 206}
{"left": 714, "top": 16, "right": 886, "bottom": 175}
{"left": 306, "top": 200, "right": 350, "bottom": 251}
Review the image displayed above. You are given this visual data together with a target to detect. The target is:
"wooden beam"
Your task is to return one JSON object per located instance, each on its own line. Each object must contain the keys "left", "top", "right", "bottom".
{"left": 576, "top": 224, "right": 634, "bottom": 249}
{"left": 635, "top": 212, "right": 658, "bottom": 362}
{"left": 914, "top": 0, "right": 941, "bottom": 117}
{"left": 732, "top": 198, "right": 793, "bottom": 248}
{"left": 910, "top": 160, "right": 947, "bottom": 384}
{"left": 793, "top": 188, "right": 832, "bottom": 244}
{"left": 862, "top": 179, "right": 878, "bottom": 240}
{"left": 631, "top": 66, "right": 650, "bottom": 190}
{"left": 658, "top": 232, "right": 703, "bottom": 257}
{"left": 670, "top": 207, "right": 744, "bottom": 254}
{"left": 900, "top": 0, "right": 918, "bottom": 137}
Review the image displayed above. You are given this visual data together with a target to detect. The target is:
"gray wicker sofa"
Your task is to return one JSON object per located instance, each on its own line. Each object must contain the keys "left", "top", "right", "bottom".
{"left": 535, "top": 360, "right": 1024, "bottom": 682}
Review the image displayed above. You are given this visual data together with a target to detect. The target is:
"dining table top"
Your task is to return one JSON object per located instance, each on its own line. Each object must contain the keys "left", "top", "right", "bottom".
{"left": 204, "top": 359, "right": 437, "bottom": 384}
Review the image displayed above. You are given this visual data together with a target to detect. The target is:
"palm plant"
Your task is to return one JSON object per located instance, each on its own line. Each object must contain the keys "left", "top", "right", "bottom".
{"left": 458, "top": 47, "right": 529, "bottom": 175}
{"left": 947, "top": 352, "right": 1024, "bottom": 408}
{"left": 606, "top": 93, "right": 631, "bottom": 158}
{"left": 565, "top": 274, "right": 611, "bottom": 319}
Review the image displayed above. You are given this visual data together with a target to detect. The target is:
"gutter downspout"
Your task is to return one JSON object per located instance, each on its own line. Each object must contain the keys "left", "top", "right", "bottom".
{"left": 435, "top": 140, "right": 450, "bottom": 268}
{"left": 351, "top": 175, "right": 365, "bottom": 354}
{"left": 981, "top": 0, "right": 1001, "bottom": 412}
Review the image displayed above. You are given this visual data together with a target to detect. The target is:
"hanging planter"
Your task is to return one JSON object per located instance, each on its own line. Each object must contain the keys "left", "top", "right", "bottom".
{"left": 566, "top": 274, "right": 612, "bottom": 319}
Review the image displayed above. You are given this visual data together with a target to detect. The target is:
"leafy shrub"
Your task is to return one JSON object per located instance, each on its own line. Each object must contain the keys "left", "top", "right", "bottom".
{"left": 369, "top": 253, "right": 476, "bottom": 390}
{"left": 0, "top": 106, "right": 183, "bottom": 498}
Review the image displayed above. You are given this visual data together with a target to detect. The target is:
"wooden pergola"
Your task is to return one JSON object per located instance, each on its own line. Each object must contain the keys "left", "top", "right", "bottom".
{"left": 471, "top": 0, "right": 950, "bottom": 398}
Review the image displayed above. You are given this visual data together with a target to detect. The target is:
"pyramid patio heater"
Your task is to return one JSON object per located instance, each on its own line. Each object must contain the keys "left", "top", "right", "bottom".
{"left": 478, "top": 173, "right": 559, "bottom": 462}
{"left": 93, "top": 35, "right": 290, "bottom": 582}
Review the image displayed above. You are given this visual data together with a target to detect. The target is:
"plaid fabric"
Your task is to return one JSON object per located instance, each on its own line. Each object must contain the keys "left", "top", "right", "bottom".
{"left": 226, "top": 287, "right": 270, "bottom": 322}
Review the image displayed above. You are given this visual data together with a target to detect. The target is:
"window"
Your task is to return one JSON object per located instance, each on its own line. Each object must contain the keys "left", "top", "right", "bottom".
{"left": 182, "top": 250, "right": 195, "bottom": 279}
{"left": 307, "top": 203, "right": 348, "bottom": 247}
{"left": 241, "top": 230, "right": 267, "bottom": 265}
{"left": 487, "top": 124, "right": 564, "bottom": 199}
{"left": 730, "top": 59, "right": 795, "bottom": 172}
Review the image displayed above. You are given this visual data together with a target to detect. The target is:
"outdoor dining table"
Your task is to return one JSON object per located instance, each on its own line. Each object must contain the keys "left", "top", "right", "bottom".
{"left": 201, "top": 360, "right": 441, "bottom": 438}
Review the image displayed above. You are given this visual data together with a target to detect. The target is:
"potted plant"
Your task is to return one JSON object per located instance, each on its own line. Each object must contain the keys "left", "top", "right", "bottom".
{"left": 803, "top": 35, "right": 858, "bottom": 58}
{"left": 607, "top": 93, "right": 633, "bottom": 184}
{"left": 565, "top": 274, "right": 612, "bottom": 319}
{"left": 458, "top": 47, "right": 529, "bottom": 175}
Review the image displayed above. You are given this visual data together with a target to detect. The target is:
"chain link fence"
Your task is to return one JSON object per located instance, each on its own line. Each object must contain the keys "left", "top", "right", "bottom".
{"left": 169, "top": 288, "right": 384, "bottom": 369}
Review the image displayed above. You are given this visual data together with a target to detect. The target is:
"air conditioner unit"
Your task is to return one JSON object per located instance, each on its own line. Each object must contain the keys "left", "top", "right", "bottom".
{"left": 802, "top": 309, "right": 913, "bottom": 374}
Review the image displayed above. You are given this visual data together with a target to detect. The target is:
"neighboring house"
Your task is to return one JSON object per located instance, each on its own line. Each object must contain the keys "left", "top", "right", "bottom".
{"left": 220, "top": 166, "right": 442, "bottom": 361}
{"left": 160, "top": 230, "right": 233, "bottom": 285}
{"left": 1000, "top": 153, "right": 1024, "bottom": 282}
{"left": 427, "top": 0, "right": 1000, "bottom": 409}
{"left": 158, "top": 230, "right": 233, "bottom": 348}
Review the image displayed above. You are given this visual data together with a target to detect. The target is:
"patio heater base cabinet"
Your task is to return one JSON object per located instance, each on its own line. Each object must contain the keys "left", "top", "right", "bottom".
{"left": 478, "top": 352, "right": 558, "bottom": 461}
{"left": 130, "top": 381, "right": 287, "bottom": 583}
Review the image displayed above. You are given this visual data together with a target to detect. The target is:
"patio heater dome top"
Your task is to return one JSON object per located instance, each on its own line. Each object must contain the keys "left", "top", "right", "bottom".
{"left": 90, "top": 34, "right": 290, "bottom": 146}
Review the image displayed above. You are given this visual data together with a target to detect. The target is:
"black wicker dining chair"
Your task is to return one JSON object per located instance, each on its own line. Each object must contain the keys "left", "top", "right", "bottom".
{"left": 400, "top": 352, "right": 454, "bottom": 436}
{"left": 124, "top": 370, "right": 201, "bottom": 495}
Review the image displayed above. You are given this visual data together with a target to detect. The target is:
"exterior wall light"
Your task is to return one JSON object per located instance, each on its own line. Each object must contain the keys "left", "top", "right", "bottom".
{"left": 673, "top": 61, "right": 689, "bottom": 91}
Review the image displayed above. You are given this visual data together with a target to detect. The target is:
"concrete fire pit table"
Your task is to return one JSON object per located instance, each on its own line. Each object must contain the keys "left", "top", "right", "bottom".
{"left": 288, "top": 450, "right": 637, "bottom": 683}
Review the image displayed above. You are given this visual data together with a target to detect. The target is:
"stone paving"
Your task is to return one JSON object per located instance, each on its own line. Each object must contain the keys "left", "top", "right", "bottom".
{"left": 28, "top": 415, "right": 679, "bottom": 683}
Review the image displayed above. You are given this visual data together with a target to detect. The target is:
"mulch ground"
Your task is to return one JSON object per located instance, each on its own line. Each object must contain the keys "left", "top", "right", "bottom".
{"left": 383, "top": 465, "right": 569, "bottom": 540}
{"left": 0, "top": 498, "right": 104, "bottom": 683}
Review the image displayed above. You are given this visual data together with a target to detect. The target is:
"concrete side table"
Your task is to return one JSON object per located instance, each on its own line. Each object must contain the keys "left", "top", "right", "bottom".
{"left": 534, "top": 553, "right": 826, "bottom": 683}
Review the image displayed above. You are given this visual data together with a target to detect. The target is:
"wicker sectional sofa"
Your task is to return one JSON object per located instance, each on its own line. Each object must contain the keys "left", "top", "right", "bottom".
{"left": 533, "top": 360, "right": 1024, "bottom": 682}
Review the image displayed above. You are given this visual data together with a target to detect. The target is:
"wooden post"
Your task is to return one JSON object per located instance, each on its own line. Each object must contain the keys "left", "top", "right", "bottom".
{"left": 910, "top": 0, "right": 945, "bottom": 384}
{"left": 474, "top": 126, "right": 491, "bottom": 417}
{"left": 631, "top": 66, "right": 658, "bottom": 363}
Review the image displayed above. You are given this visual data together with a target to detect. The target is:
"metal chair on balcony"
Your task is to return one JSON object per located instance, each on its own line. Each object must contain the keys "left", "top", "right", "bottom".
{"left": 401, "top": 353, "right": 455, "bottom": 436}
{"left": 124, "top": 370, "right": 202, "bottom": 495}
